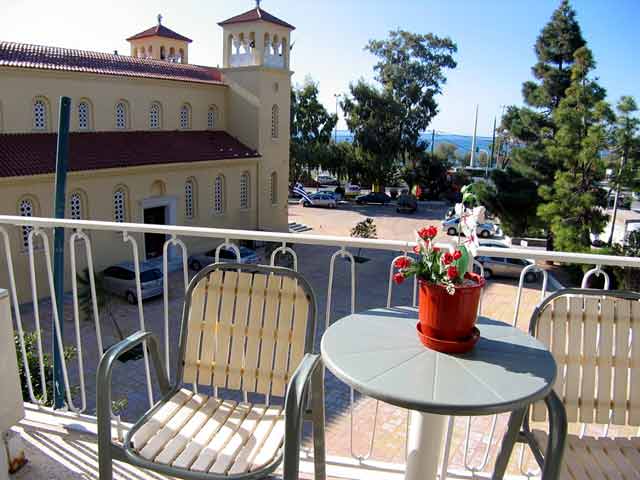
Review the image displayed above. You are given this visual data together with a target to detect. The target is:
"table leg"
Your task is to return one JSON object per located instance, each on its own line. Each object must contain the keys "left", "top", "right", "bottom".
{"left": 492, "top": 407, "right": 527, "bottom": 480}
{"left": 405, "top": 411, "right": 446, "bottom": 480}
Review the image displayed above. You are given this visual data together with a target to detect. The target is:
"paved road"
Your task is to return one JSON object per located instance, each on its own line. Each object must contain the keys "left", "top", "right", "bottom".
{"left": 289, "top": 201, "right": 454, "bottom": 243}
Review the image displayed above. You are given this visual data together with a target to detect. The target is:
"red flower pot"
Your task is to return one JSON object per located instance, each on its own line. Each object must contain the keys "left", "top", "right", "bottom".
{"left": 417, "top": 273, "right": 485, "bottom": 353}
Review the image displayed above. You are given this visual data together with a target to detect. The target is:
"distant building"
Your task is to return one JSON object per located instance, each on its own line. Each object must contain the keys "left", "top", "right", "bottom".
{"left": 0, "top": 5, "right": 294, "bottom": 299}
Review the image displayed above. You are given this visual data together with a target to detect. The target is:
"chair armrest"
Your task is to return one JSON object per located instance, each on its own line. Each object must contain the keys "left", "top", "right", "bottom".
{"left": 285, "top": 353, "right": 322, "bottom": 420}
{"left": 96, "top": 331, "right": 169, "bottom": 444}
{"left": 283, "top": 354, "right": 322, "bottom": 478}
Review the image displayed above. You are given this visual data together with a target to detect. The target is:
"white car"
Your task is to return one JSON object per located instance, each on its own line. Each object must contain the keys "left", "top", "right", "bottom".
{"left": 442, "top": 217, "right": 500, "bottom": 238}
{"left": 300, "top": 192, "right": 337, "bottom": 208}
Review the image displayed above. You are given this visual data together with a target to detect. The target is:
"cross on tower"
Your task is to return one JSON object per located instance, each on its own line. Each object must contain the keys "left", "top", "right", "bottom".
{"left": 255, "top": 0, "right": 261, "bottom": 7}
{"left": 157, "top": 13, "right": 162, "bottom": 25}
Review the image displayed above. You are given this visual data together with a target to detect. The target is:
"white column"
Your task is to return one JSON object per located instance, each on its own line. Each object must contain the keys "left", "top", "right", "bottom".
{"left": 405, "top": 411, "right": 447, "bottom": 480}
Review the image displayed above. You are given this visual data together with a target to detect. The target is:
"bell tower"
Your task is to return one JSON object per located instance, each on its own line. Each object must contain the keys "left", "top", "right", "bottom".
{"left": 219, "top": 1, "right": 294, "bottom": 69}
{"left": 218, "top": 2, "right": 295, "bottom": 232}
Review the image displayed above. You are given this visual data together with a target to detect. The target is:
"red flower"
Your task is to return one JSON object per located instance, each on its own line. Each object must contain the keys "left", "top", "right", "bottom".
{"left": 417, "top": 226, "right": 438, "bottom": 240}
{"left": 432, "top": 246, "right": 440, "bottom": 253}
{"left": 393, "top": 273, "right": 406, "bottom": 284}
{"left": 412, "top": 244, "right": 421, "bottom": 255}
{"left": 442, "top": 252, "right": 454, "bottom": 265}
{"left": 453, "top": 250, "right": 462, "bottom": 260}
{"left": 447, "top": 266, "right": 459, "bottom": 280}
{"left": 394, "top": 257, "right": 412, "bottom": 269}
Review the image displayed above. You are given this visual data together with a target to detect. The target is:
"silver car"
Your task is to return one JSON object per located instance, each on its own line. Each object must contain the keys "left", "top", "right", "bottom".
{"left": 102, "top": 263, "right": 163, "bottom": 304}
{"left": 442, "top": 217, "right": 499, "bottom": 238}
{"left": 188, "top": 246, "right": 260, "bottom": 271}
{"left": 475, "top": 256, "right": 539, "bottom": 283}
{"left": 300, "top": 192, "right": 337, "bottom": 209}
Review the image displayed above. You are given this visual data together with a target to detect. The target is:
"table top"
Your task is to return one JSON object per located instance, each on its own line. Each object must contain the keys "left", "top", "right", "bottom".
{"left": 321, "top": 307, "right": 557, "bottom": 416}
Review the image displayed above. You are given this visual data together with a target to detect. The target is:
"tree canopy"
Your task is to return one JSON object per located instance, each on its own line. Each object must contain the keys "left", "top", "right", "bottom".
{"left": 289, "top": 79, "right": 337, "bottom": 182}
{"left": 341, "top": 29, "right": 457, "bottom": 188}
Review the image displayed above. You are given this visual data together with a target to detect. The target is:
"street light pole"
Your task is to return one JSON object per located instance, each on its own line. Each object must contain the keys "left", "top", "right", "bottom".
{"left": 334, "top": 93, "right": 342, "bottom": 143}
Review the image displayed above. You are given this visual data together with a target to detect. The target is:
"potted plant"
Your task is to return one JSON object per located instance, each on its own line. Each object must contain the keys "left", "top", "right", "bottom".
{"left": 393, "top": 186, "right": 485, "bottom": 353}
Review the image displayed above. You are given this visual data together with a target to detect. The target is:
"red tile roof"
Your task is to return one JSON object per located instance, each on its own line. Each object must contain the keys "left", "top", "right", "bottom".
{"left": 218, "top": 7, "right": 295, "bottom": 30}
{"left": 0, "top": 41, "right": 223, "bottom": 85}
{"left": 126, "top": 24, "right": 192, "bottom": 43}
{"left": 0, "top": 131, "right": 259, "bottom": 178}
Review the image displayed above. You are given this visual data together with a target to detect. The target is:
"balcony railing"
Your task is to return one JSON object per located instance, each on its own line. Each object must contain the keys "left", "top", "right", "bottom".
{"left": 1, "top": 214, "right": 639, "bottom": 479}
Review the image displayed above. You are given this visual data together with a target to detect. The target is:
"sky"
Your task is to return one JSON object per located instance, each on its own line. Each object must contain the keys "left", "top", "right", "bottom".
{"left": 3, "top": 0, "right": 639, "bottom": 136}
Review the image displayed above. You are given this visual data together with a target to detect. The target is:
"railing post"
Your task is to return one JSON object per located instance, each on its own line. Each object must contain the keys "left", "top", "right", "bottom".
{"left": 52, "top": 96, "right": 71, "bottom": 409}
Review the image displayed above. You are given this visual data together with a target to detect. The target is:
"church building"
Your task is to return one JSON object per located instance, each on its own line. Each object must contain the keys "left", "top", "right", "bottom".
{"left": 0, "top": 3, "right": 294, "bottom": 298}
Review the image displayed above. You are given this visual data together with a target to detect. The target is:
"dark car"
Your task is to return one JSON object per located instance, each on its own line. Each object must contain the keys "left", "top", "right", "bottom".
{"left": 356, "top": 192, "right": 392, "bottom": 205}
{"left": 396, "top": 192, "right": 418, "bottom": 213}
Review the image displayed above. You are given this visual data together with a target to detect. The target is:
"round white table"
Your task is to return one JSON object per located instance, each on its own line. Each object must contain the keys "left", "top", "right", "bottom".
{"left": 321, "top": 306, "right": 565, "bottom": 480}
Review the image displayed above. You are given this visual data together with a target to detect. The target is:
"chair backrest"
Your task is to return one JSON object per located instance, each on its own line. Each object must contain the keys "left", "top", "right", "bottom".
{"left": 529, "top": 288, "right": 640, "bottom": 426}
{"left": 178, "top": 263, "right": 316, "bottom": 398}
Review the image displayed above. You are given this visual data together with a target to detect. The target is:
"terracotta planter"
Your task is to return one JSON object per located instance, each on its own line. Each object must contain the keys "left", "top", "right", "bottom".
{"left": 417, "top": 273, "right": 485, "bottom": 353}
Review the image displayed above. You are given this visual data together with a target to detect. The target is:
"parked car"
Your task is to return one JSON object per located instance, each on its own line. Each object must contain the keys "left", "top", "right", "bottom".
{"left": 102, "top": 262, "right": 163, "bottom": 304}
{"left": 356, "top": 192, "right": 392, "bottom": 205}
{"left": 188, "top": 246, "right": 260, "bottom": 271}
{"left": 478, "top": 239, "right": 510, "bottom": 249}
{"left": 475, "top": 256, "right": 539, "bottom": 283}
{"left": 442, "top": 217, "right": 499, "bottom": 238}
{"left": 300, "top": 192, "right": 337, "bottom": 208}
{"left": 396, "top": 192, "right": 418, "bottom": 214}
{"left": 317, "top": 175, "right": 339, "bottom": 186}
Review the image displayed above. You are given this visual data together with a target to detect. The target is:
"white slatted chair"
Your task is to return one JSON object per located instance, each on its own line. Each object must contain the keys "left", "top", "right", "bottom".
{"left": 518, "top": 288, "right": 640, "bottom": 479}
{"left": 97, "top": 263, "right": 325, "bottom": 480}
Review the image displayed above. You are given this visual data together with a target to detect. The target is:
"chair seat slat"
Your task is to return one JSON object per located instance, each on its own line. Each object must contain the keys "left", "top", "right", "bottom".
{"left": 580, "top": 297, "right": 600, "bottom": 423}
{"left": 190, "top": 402, "right": 251, "bottom": 472}
{"left": 613, "top": 299, "right": 631, "bottom": 425}
{"left": 630, "top": 302, "right": 640, "bottom": 425}
{"left": 256, "top": 274, "right": 282, "bottom": 395}
{"left": 597, "top": 298, "right": 615, "bottom": 424}
{"left": 209, "top": 405, "right": 267, "bottom": 474}
{"left": 226, "top": 272, "right": 252, "bottom": 390}
{"left": 197, "top": 270, "right": 223, "bottom": 386}
{"left": 131, "top": 389, "right": 193, "bottom": 451}
{"left": 242, "top": 274, "right": 267, "bottom": 393}
{"left": 171, "top": 400, "right": 236, "bottom": 470}
{"left": 271, "top": 277, "right": 296, "bottom": 397}
{"left": 154, "top": 396, "right": 222, "bottom": 465}
{"left": 227, "top": 405, "right": 283, "bottom": 474}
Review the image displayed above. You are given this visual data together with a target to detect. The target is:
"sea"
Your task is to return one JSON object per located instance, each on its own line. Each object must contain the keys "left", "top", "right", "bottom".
{"left": 335, "top": 130, "right": 494, "bottom": 154}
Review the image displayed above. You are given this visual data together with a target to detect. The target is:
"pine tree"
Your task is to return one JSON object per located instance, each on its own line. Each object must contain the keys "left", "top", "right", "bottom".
{"left": 482, "top": 1, "right": 589, "bottom": 239}
{"left": 538, "top": 47, "right": 612, "bottom": 252}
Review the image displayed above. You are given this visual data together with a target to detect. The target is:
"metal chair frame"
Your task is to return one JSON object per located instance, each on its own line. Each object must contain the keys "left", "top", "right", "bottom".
{"left": 503, "top": 288, "right": 640, "bottom": 479}
{"left": 97, "top": 263, "right": 326, "bottom": 480}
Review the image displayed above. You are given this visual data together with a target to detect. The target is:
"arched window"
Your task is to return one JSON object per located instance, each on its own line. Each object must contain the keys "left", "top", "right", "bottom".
{"left": 160, "top": 46, "right": 166, "bottom": 60}
{"left": 115, "top": 101, "right": 128, "bottom": 129}
{"left": 69, "top": 191, "right": 84, "bottom": 220}
{"left": 239, "top": 172, "right": 250, "bottom": 210}
{"left": 33, "top": 98, "right": 48, "bottom": 130}
{"left": 185, "top": 178, "right": 196, "bottom": 219}
{"left": 179, "top": 48, "right": 185, "bottom": 63}
{"left": 149, "top": 102, "right": 161, "bottom": 129}
{"left": 270, "top": 171, "right": 278, "bottom": 205}
{"left": 113, "top": 188, "right": 127, "bottom": 222}
{"left": 180, "top": 104, "right": 191, "bottom": 129}
{"left": 207, "top": 105, "right": 218, "bottom": 130}
{"left": 18, "top": 198, "right": 35, "bottom": 249}
{"left": 213, "top": 175, "right": 225, "bottom": 215}
{"left": 271, "top": 104, "right": 279, "bottom": 138}
{"left": 77, "top": 100, "right": 91, "bottom": 130}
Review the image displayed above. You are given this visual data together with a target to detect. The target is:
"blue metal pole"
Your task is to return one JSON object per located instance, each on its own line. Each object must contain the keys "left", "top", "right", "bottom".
{"left": 53, "top": 96, "right": 71, "bottom": 409}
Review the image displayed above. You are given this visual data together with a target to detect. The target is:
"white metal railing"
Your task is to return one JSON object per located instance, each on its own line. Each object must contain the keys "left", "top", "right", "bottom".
{"left": 1, "top": 215, "right": 639, "bottom": 478}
